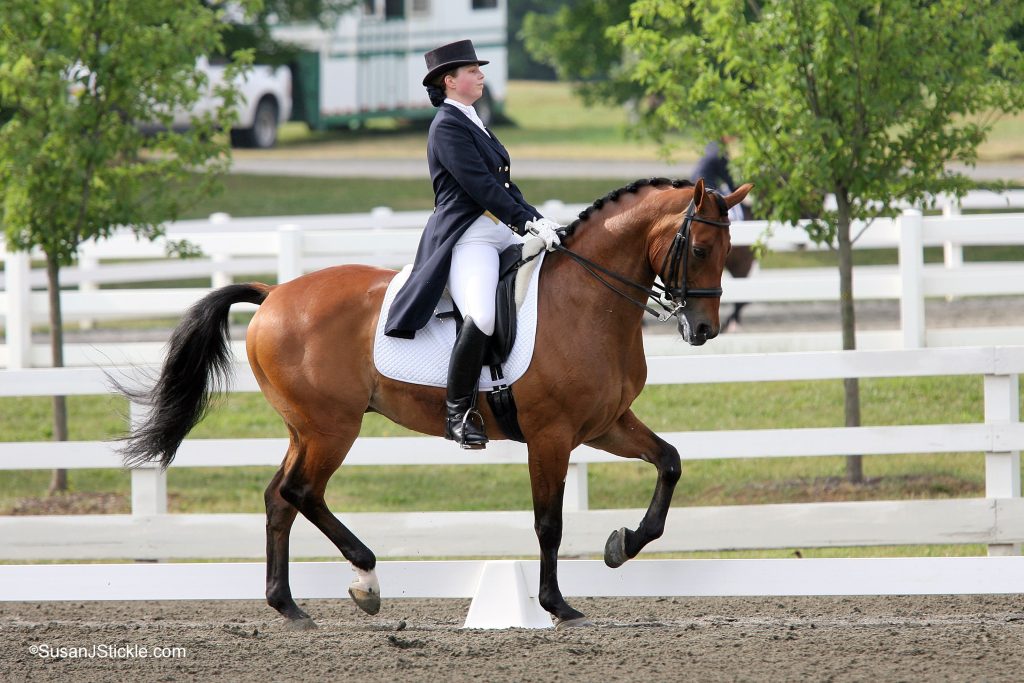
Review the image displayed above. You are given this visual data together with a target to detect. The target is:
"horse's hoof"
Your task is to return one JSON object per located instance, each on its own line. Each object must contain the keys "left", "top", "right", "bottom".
{"left": 284, "top": 617, "right": 317, "bottom": 631}
{"left": 604, "top": 527, "right": 630, "bottom": 568}
{"left": 555, "top": 616, "right": 593, "bottom": 630}
{"left": 349, "top": 586, "right": 382, "bottom": 615}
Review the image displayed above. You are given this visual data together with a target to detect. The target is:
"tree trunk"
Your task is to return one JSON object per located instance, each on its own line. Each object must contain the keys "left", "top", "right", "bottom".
{"left": 835, "top": 192, "right": 863, "bottom": 483}
{"left": 45, "top": 253, "right": 69, "bottom": 495}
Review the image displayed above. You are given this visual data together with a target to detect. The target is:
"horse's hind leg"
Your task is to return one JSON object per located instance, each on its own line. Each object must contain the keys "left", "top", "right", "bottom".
{"left": 264, "top": 463, "right": 313, "bottom": 629}
{"left": 276, "top": 428, "right": 381, "bottom": 618}
{"left": 585, "top": 410, "right": 681, "bottom": 568}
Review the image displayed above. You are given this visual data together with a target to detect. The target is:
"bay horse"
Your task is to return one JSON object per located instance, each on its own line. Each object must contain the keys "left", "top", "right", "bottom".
{"left": 119, "top": 176, "right": 752, "bottom": 629}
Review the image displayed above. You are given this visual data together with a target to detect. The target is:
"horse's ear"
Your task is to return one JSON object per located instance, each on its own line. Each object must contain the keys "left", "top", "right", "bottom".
{"left": 694, "top": 177, "right": 706, "bottom": 210}
{"left": 725, "top": 183, "right": 753, "bottom": 208}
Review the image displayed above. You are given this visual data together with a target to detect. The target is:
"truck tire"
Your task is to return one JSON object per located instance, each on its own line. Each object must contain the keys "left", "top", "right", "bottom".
{"left": 473, "top": 86, "right": 494, "bottom": 128}
{"left": 231, "top": 97, "right": 279, "bottom": 149}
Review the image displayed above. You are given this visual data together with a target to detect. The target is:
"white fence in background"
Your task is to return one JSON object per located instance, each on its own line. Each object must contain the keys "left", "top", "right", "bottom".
{"left": 0, "top": 346, "right": 1020, "bottom": 564}
{"left": 2, "top": 192, "right": 1024, "bottom": 368}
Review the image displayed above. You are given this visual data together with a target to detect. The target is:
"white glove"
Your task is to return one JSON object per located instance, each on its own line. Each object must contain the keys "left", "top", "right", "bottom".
{"left": 525, "top": 217, "right": 562, "bottom": 251}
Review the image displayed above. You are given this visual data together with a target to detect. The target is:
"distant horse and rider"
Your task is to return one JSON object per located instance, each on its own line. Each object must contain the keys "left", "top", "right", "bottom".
{"left": 119, "top": 176, "right": 752, "bottom": 629}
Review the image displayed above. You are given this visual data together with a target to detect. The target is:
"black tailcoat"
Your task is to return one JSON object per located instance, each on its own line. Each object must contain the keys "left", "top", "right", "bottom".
{"left": 384, "top": 103, "right": 539, "bottom": 338}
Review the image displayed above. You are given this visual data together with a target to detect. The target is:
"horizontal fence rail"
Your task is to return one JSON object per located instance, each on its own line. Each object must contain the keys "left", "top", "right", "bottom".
{"left": 7, "top": 556, "right": 1024, "bottom": 630}
{"left": 0, "top": 346, "right": 1020, "bottom": 562}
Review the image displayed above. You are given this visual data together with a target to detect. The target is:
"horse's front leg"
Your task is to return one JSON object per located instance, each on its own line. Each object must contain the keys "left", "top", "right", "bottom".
{"left": 527, "top": 438, "right": 590, "bottom": 628}
{"left": 586, "top": 409, "right": 681, "bottom": 568}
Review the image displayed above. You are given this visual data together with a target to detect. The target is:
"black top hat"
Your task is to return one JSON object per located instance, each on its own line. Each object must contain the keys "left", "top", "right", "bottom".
{"left": 422, "top": 40, "right": 489, "bottom": 87}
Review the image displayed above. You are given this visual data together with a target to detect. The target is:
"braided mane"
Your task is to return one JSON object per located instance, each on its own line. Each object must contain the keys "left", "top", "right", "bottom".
{"left": 563, "top": 177, "right": 694, "bottom": 236}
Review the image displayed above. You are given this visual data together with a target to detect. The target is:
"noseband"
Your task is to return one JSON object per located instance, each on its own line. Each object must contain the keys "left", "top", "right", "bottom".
{"left": 552, "top": 190, "right": 731, "bottom": 322}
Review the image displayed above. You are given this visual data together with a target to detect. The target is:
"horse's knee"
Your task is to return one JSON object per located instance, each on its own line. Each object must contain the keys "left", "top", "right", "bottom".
{"left": 656, "top": 443, "right": 681, "bottom": 485}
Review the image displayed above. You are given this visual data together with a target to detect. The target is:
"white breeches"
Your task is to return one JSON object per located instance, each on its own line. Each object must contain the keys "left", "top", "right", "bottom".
{"left": 448, "top": 213, "right": 522, "bottom": 336}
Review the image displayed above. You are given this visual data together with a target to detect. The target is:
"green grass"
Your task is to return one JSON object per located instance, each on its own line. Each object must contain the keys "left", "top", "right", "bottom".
{"left": 180, "top": 174, "right": 620, "bottom": 220}
{"left": 253, "top": 80, "right": 1024, "bottom": 163}
{"left": 245, "top": 80, "right": 696, "bottom": 162}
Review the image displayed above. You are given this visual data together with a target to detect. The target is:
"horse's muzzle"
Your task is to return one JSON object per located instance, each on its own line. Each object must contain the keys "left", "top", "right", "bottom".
{"left": 678, "top": 317, "right": 718, "bottom": 346}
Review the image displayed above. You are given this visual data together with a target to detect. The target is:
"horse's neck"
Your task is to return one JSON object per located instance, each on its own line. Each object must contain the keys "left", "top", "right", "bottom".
{"left": 567, "top": 197, "right": 660, "bottom": 293}
{"left": 541, "top": 204, "right": 657, "bottom": 339}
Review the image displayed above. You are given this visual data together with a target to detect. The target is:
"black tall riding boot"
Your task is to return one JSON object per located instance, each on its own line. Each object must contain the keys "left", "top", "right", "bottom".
{"left": 445, "top": 317, "right": 490, "bottom": 449}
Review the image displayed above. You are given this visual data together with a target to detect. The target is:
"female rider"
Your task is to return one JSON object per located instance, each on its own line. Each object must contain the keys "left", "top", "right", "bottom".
{"left": 384, "top": 39, "right": 561, "bottom": 449}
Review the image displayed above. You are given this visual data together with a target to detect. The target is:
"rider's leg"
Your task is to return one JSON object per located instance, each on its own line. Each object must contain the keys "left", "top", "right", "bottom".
{"left": 445, "top": 242, "right": 500, "bottom": 448}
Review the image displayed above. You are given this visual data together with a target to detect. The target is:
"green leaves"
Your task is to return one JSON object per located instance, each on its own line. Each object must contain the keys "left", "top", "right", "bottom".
{"left": 618, "top": 0, "right": 1024, "bottom": 239}
{"left": 0, "top": 0, "right": 259, "bottom": 266}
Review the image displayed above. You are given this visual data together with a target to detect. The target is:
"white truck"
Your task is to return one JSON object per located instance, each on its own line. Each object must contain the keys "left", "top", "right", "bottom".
{"left": 143, "top": 56, "right": 293, "bottom": 149}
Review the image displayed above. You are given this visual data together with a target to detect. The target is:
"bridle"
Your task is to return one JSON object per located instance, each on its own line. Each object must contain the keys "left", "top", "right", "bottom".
{"left": 551, "top": 190, "right": 732, "bottom": 322}
{"left": 657, "top": 192, "right": 731, "bottom": 311}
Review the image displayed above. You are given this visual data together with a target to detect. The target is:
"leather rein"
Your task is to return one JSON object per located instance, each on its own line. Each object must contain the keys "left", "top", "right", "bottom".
{"left": 551, "top": 192, "right": 732, "bottom": 322}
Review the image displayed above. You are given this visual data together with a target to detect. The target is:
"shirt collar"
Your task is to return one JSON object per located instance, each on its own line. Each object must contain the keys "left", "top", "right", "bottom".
{"left": 444, "top": 98, "right": 486, "bottom": 131}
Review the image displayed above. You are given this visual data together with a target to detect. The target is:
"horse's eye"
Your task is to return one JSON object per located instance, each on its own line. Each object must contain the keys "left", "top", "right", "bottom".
{"left": 693, "top": 246, "right": 709, "bottom": 259}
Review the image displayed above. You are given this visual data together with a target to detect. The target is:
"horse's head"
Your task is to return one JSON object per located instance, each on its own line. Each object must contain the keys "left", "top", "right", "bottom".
{"left": 650, "top": 178, "right": 753, "bottom": 345}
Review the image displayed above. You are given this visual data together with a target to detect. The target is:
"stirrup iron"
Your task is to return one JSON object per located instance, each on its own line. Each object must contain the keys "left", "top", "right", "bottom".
{"left": 457, "top": 409, "right": 487, "bottom": 450}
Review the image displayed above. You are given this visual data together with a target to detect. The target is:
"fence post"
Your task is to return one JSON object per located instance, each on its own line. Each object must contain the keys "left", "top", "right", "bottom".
{"left": 897, "top": 209, "right": 925, "bottom": 349}
{"left": 277, "top": 224, "right": 302, "bottom": 284}
{"left": 4, "top": 250, "right": 32, "bottom": 369}
{"left": 370, "top": 206, "right": 394, "bottom": 224}
{"left": 129, "top": 401, "right": 167, "bottom": 517}
{"left": 983, "top": 370, "right": 1021, "bottom": 557}
{"left": 941, "top": 202, "right": 963, "bottom": 269}
{"left": 563, "top": 463, "right": 589, "bottom": 512}
{"left": 211, "top": 253, "right": 232, "bottom": 289}
{"left": 210, "top": 213, "right": 233, "bottom": 288}
{"left": 78, "top": 245, "right": 99, "bottom": 331}
{"left": 539, "top": 199, "right": 566, "bottom": 223}
{"left": 942, "top": 202, "right": 963, "bottom": 303}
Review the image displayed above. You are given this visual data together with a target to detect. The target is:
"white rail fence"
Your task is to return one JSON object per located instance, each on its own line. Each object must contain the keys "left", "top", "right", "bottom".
{"left": 1, "top": 347, "right": 1022, "bottom": 624}
{"left": 2, "top": 192, "right": 1024, "bottom": 367}
{"left": 0, "top": 346, "right": 1020, "bottom": 563}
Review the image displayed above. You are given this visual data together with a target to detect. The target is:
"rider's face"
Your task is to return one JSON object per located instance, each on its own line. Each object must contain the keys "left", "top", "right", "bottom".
{"left": 445, "top": 64, "right": 485, "bottom": 105}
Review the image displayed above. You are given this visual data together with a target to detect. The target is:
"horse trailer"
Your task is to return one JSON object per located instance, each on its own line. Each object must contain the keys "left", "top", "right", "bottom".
{"left": 272, "top": 0, "right": 508, "bottom": 130}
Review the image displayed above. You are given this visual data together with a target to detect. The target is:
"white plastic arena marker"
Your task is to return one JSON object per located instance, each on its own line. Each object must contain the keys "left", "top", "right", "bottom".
{"left": 463, "top": 561, "right": 552, "bottom": 629}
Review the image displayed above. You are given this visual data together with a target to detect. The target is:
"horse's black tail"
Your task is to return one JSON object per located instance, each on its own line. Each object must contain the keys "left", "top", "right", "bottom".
{"left": 115, "top": 283, "right": 270, "bottom": 469}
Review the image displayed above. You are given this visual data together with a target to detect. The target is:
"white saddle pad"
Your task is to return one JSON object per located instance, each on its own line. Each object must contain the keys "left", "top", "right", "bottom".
{"left": 373, "top": 252, "right": 545, "bottom": 390}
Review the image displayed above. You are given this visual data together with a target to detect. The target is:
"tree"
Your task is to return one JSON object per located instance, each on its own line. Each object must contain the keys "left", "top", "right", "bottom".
{"left": 0, "top": 0, "right": 255, "bottom": 493}
{"left": 508, "top": 0, "right": 558, "bottom": 80}
{"left": 521, "top": 0, "right": 638, "bottom": 106}
{"left": 616, "top": 0, "right": 1024, "bottom": 482}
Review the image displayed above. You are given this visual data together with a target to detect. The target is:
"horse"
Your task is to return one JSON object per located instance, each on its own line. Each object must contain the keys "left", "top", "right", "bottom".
{"left": 722, "top": 205, "right": 757, "bottom": 331}
{"left": 119, "top": 176, "right": 753, "bottom": 629}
